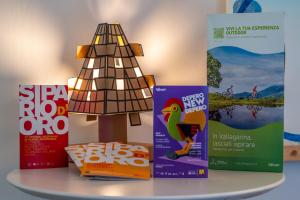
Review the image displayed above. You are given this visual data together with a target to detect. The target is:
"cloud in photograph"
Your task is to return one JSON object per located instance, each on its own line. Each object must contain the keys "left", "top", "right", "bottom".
{"left": 208, "top": 46, "right": 284, "bottom": 93}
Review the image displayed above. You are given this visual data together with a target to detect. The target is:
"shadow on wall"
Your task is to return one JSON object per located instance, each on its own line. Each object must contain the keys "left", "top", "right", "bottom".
{"left": 0, "top": 73, "right": 29, "bottom": 198}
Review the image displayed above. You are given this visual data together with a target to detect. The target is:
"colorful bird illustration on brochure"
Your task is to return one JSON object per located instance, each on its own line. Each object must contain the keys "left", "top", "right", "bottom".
{"left": 153, "top": 86, "right": 208, "bottom": 178}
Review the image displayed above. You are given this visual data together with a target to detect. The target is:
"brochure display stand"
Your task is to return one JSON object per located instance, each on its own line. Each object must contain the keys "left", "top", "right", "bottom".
{"left": 7, "top": 164, "right": 284, "bottom": 200}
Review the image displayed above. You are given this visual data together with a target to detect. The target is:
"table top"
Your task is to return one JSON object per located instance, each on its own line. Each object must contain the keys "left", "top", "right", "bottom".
{"left": 7, "top": 164, "right": 284, "bottom": 200}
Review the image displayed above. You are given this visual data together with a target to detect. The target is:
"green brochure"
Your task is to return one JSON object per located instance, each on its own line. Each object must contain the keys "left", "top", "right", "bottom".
{"left": 207, "top": 13, "right": 284, "bottom": 172}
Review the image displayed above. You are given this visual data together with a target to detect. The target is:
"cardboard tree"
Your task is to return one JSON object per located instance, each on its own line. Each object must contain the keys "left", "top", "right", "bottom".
{"left": 68, "top": 23, "right": 155, "bottom": 143}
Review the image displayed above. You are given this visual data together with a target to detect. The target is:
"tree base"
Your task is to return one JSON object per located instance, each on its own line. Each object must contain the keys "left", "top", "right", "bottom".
{"left": 98, "top": 114, "right": 127, "bottom": 143}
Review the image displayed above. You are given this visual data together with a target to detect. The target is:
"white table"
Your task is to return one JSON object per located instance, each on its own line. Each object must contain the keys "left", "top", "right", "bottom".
{"left": 7, "top": 164, "right": 284, "bottom": 200}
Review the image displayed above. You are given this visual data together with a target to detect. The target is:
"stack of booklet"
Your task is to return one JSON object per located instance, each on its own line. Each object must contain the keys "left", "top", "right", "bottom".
{"left": 65, "top": 142, "right": 151, "bottom": 180}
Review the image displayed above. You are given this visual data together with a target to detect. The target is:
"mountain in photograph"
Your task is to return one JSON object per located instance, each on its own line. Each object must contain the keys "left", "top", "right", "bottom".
{"left": 208, "top": 46, "right": 284, "bottom": 95}
{"left": 233, "top": 85, "right": 284, "bottom": 99}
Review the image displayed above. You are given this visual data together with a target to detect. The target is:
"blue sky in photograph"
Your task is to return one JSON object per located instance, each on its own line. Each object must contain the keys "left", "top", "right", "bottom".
{"left": 208, "top": 46, "right": 284, "bottom": 94}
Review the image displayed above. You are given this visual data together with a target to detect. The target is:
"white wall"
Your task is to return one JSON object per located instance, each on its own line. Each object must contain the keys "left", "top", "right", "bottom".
{"left": 0, "top": 0, "right": 225, "bottom": 199}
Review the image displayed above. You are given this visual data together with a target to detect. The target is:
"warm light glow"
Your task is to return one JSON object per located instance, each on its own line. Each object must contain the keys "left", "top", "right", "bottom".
{"left": 87, "top": 91, "right": 91, "bottom": 101}
{"left": 117, "top": 36, "right": 124, "bottom": 46}
{"left": 68, "top": 77, "right": 77, "bottom": 89}
{"left": 77, "top": 45, "right": 89, "bottom": 59}
{"left": 134, "top": 67, "right": 142, "bottom": 77}
{"left": 144, "top": 75, "right": 155, "bottom": 88}
{"left": 141, "top": 89, "right": 151, "bottom": 98}
{"left": 114, "top": 58, "right": 123, "bottom": 68}
{"left": 89, "top": 0, "right": 140, "bottom": 24}
{"left": 99, "top": 185, "right": 126, "bottom": 196}
{"left": 87, "top": 58, "right": 95, "bottom": 68}
{"left": 95, "top": 35, "right": 100, "bottom": 44}
{"left": 116, "top": 79, "right": 124, "bottom": 90}
{"left": 92, "top": 80, "right": 97, "bottom": 90}
{"left": 75, "top": 79, "right": 83, "bottom": 90}
{"left": 93, "top": 69, "right": 100, "bottom": 78}
{"left": 0, "top": 5, "right": 72, "bottom": 83}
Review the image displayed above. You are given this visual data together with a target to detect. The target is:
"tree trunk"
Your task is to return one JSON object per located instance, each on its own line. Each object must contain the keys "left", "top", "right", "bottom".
{"left": 98, "top": 114, "right": 127, "bottom": 143}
